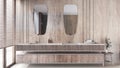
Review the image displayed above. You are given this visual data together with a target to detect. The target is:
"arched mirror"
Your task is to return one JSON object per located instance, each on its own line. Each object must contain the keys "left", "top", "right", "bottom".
{"left": 33, "top": 5, "right": 48, "bottom": 35}
{"left": 64, "top": 5, "right": 78, "bottom": 35}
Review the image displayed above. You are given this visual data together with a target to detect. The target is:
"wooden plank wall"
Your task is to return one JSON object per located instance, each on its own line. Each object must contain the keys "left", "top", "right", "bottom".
{"left": 94, "top": 0, "right": 120, "bottom": 64}
{"left": 16, "top": 0, "right": 120, "bottom": 64}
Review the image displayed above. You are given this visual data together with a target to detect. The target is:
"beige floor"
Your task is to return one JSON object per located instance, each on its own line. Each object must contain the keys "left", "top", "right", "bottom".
{"left": 11, "top": 64, "right": 120, "bottom": 68}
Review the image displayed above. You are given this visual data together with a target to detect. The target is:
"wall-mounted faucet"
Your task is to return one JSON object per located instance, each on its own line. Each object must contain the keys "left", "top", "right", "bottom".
{"left": 48, "top": 39, "right": 53, "bottom": 43}
{"left": 35, "top": 41, "right": 39, "bottom": 43}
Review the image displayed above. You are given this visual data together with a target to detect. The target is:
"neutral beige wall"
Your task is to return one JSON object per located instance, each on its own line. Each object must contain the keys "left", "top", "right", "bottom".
{"left": 16, "top": 0, "right": 120, "bottom": 64}
{"left": 94, "top": 0, "right": 120, "bottom": 64}
{"left": 16, "top": 0, "right": 83, "bottom": 43}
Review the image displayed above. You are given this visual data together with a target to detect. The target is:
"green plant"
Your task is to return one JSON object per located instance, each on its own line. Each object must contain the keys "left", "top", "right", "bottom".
{"left": 105, "top": 38, "right": 112, "bottom": 49}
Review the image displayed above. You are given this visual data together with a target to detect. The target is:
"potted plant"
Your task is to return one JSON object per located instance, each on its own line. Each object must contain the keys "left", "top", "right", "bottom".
{"left": 105, "top": 38, "right": 112, "bottom": 52}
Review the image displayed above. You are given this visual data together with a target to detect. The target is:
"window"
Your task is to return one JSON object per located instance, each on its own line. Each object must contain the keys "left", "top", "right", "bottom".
{"left": 64, "top": 5, "right": 78, "bottom": 35}
{"left": 6, "top": 46, "right": 14, "bottom": 66}
{"left": 0, "top": 49, "right": 3, "bottom": 68}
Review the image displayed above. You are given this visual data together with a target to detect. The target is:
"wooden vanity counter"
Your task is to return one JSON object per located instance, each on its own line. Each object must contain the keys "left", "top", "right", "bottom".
{"left": 16, "top": 43, "right": 106, "bottom": 52}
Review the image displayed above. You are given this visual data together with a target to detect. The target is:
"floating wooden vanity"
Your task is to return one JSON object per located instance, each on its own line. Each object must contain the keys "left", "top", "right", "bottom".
{"left": 16, "top": 44, "right": 106, "bottom": 66}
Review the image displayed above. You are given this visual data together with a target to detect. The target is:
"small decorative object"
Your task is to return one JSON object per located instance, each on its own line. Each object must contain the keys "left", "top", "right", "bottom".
{"left": 105, "top": 38, "right": 112, "bottom": 52}
{"left": 84, "top": 40, "right": 96, "bottom": 44}
{"left": 48, "top": 39, "right": 53, "bottom": 43}
{"left": 35, "top": 41, "right": 39, "bottom": 43}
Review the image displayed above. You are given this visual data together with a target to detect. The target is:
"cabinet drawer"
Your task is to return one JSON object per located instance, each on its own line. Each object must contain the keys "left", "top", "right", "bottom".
{"left": 17, "top": 53, "right": 104, "bottom": 64}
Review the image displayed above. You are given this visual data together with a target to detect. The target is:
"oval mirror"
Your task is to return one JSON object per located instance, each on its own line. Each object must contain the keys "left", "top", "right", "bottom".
{"left": 64, "top": 5, "right": 78, "bottom": 35}
{"left": 33, "top": 5, "right": 48, "bottom": 35}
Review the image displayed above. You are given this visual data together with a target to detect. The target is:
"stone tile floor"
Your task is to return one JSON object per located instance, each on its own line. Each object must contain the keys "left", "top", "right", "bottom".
{"left": 11, "top": 64, "right": 120, "bottom": 68}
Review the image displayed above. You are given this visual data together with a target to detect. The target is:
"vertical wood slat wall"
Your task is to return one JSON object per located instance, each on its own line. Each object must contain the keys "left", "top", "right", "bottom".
{"left": 16, "top": 0, "right": 120, "bottom": 44}
{"left": 16, "top": 0, "right": 120, "bottom": 64}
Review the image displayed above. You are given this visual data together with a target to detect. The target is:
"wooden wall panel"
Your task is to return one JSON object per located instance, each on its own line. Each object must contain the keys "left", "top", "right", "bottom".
{"left": 29, "top": 0, "right": 40, "bottom": 43}
{"left": 16, "top": 0, "right": 84, "bottom": 43}
{"left": 89, "top": 0, "right": 94, "bottom": 40}
{"left": 16, "top": 0, "right": 21, "bottom": 43}
{"left": 73, "top": 0, "right": 83, "bottom": 42}
{"left": 16, "top": 0, "right": 120, "bottom": 64}
{"left": 94, "top": 0, "right": 120, "bottom": 64}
